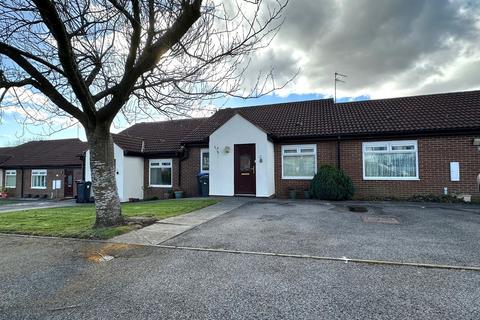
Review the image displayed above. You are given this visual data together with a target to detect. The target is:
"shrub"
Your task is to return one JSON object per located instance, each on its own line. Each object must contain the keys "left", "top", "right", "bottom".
{"left": 310, "top": 165, "right": 355, "bottom": 200}
{"left": 472, "top": 195, "right": 480, "bottom": 204}
{"left": 408, "top": 194, "right": 464, "bottom": 203}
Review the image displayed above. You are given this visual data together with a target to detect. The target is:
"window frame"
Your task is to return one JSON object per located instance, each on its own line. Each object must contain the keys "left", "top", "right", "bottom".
{"left": 5, "top": 170, "right": 17, "bottom": 188}
{"left": 281, "top": 144, "right": 317, "bottom": 180}
{"left": 149, "top": 159, "right": 173, "bottom": 188}
{"left": 200, "top": 148, "right": 209, "bottom": 173}
{"left": 362, "top": 140, "right": 419, "bottom": 181}
{"left": 31, "top": 169, "right": 47, "bottom": 189}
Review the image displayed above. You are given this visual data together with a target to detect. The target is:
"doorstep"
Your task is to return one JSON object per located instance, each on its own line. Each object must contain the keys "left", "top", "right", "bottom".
{"left": 110, "top": 198, "right": 246, "bottom": 245}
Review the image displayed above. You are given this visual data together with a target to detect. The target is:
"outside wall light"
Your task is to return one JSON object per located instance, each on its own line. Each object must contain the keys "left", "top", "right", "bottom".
{"left": 224, "top": 146, "right": 231, "bottom": 154}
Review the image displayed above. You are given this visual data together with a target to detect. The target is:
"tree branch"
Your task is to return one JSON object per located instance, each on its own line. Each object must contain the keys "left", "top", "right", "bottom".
{"left": 85, "top": 58, "right": 102, "bottom": 87}
{"left": 97, "top": 0, "right": 203, "bottom": 122}
{"left": 0, "top": 74, "right": 37, "bottom": 103}
{"left": 123, "top": 0, "right": 141, "bottom": 71}
{"left": 0, "top": 42, "right": 65, "bottom": 76}
{"left": 0, "top": 44, "right": 87, "bottom": 124}
{"left": 32, "top": 0, "right": 96, "bottom": 121}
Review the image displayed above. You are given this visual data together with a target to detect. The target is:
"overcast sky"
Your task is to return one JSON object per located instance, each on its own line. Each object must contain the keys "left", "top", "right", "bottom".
{"left": 1, "top": 0, "right": 480, "bottom": 145}
{"left": 262, "top": 0, "right": 480, "bottom": 99}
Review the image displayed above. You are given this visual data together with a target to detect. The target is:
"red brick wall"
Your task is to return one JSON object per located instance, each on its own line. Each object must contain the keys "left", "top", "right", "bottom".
{"left": 342, "top": 135, "right": 480, "bottom": 199}
{"left": 2, "top": 167, "right": 83, "bottom": 199}
{"left": 180, "top": 147, "right": 203, "bottom": 197}
{"left": 143, "top": 158, "right": 180, "bottom": 199}
{"left": 71, "top": 168, "right": 83, "bottom": 196}
{"left": 274, "top": 141, "right": 337, "bottom": 198}
{"left": 142, "top": 148, "right": 205, "bottom": 199}
{"left": 275, "top": 135, "right": 480, "bottom": 199}
{"left": 3, "top": 169, "right": 23, "bottom": 198}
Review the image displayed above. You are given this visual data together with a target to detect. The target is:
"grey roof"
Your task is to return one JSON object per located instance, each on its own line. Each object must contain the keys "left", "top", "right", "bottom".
{"left": 0, "top": 139, "right": 87, "bottom": 168}
{"left": 183, "top": 90, "right": 480, "bottom": 143}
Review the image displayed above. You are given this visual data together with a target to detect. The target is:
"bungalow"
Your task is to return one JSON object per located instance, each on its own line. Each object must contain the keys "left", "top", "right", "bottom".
{"left": 0, "top": 139, "right": 87, "bottom": 199}
{"left": 84, "top": 118, "right": 206, "bottom": 201}
{"left": 85, "top": 90, "right": 480, "bottom": 201}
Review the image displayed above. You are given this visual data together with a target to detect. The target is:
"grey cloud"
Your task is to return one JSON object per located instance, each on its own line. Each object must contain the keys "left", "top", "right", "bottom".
{"left": 261, "top": 0, "right": 480, "bottom": 97}
{"left": 240, "top": 46, "right": 300, "bottom": 92}
{"left": 420, "top": 58, "right": 480, "bottom": 93}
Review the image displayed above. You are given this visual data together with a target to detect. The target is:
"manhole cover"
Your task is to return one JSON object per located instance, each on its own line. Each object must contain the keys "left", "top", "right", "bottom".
{"left": 348, "top": 205, "right": 368, "bottom": 213}
{"left": 361, "top": 216, "right": 400, "bottom": 224}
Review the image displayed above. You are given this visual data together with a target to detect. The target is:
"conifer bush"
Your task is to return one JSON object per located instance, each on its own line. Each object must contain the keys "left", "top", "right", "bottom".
{"left": 310, "top": 165, "right": 355, "bottom": 200}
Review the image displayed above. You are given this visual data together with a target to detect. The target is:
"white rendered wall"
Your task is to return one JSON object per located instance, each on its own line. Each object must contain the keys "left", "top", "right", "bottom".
{"left": 123, "top": 156, "right": 144, "bottom": 200}
{"left": 85, "top": 143, "right": 132, "bottom": 201}
{"left": 85, "top": 150, "right": 91, "bottom": 182}
{"left": 209, "top": 114, "right": 275, "bottom": 197}
{"left": 113, "top": 144, "right": 124, "bottom": 200}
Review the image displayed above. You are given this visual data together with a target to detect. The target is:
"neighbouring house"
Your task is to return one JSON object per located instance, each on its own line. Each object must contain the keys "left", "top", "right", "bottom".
{"left": 85, "top": 90, "right": 480, "bottom": 201}
{"left": 84, "top": 119, "right": 206, "bottom": 201}
{"left": 0, "top": 139, "right": 87, "bottom": 199}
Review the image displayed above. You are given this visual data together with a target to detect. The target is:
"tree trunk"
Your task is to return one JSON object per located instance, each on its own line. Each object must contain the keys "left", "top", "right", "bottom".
{"left": 87, "top": 125, "right": 124, "bottom": 227}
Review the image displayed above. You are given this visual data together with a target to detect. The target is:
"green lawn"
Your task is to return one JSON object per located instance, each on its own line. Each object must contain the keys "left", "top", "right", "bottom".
{"left": 0, "top": 199, "right": 218, "bottom": 239}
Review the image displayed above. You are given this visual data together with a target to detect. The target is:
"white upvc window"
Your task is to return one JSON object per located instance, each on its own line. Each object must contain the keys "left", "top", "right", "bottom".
{"left": 149, "top": 159, "right": 172, "bottom": 187}
{"left": 200, "top": 148, "right": 209, "bottom": 172}
{"left": 5, "top": 170, "right": 16, "bottom": 188}
{"left": 363, "top": 140, "right": 419, "bottom": 180}
{"left": 31, "top": 169, "right": 47, "bottom": 189}
{"left": 282, "top": 144, "right": 317, "bottom": 179}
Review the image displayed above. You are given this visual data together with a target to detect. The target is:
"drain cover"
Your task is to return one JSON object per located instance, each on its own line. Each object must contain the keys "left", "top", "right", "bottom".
{"left": 348, "top": 205, "right": 368, "bottom": 213}
{"left": 361, "top": 216, "right": 400, "bottom": 224}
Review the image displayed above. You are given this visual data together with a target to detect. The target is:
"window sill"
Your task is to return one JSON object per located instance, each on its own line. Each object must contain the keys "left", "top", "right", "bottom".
{"left": 363, "top": 177, "right": 420, "bottom": 181}
{"left": 5, "top": 186, "right": 16, "bottom": 189}
{"left": 149, "top": 185, "right": 172, "bottom": 188}
{"left": 282, "top": 176, "right": 314, "bottom": 180}
{"left": 31, "top": 187, "right": 47, "bottom": 189}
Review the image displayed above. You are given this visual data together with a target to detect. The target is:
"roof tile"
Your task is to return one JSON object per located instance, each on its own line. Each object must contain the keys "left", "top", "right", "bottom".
{"left": 118, "top": 118, "right": 206, "bottom": 153}
{"left": 183, "top": 90, "right": 480, "bottom": 142}
{"left": 0, "top": 139, "right": 87, "bottom": 167}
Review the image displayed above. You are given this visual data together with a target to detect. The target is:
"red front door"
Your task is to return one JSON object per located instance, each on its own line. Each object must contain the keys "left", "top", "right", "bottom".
{"left": 234, "top": 144, "right": 256, "bottom": 195}
{"left": 64, "top": 169, "right": 74, "bottom": 197}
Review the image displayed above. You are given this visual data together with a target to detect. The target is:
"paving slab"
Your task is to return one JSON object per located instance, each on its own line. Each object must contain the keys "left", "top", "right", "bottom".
{"left": 110, "top": 198, "right": 246, "bottom": 245}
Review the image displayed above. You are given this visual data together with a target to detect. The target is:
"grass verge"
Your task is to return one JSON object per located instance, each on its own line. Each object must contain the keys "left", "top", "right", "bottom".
{"left": 0, "top": 199, "right": 218, "bottom": 239}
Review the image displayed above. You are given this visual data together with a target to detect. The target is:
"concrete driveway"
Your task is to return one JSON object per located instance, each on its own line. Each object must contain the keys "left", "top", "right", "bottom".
{"left": 1, "top": 200, "right": 479, "bottom": 319}
{"left": 165, "top": 200, "right": 480, "bottom": 266}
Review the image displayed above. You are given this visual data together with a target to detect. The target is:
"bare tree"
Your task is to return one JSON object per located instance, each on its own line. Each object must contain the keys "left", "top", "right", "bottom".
{"left": 0, "top": 0, "right": 289, "bottom": 227}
